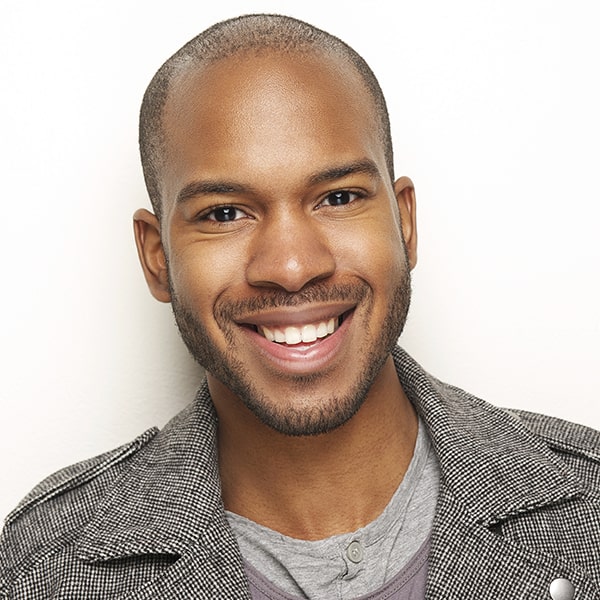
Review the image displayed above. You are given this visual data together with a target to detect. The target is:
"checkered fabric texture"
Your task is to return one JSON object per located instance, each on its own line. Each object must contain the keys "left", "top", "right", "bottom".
{"left": 1, "top": 346, "right": 599, "bottom": 599}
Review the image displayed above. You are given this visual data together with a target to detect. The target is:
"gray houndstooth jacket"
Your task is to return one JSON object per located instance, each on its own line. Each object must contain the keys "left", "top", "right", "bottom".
{"left": 1, "top": 347, "right": 599, "bottom": 599}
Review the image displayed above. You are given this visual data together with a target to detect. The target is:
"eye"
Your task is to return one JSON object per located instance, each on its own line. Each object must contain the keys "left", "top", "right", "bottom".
{"left": 203, "top": 205, "right": 246, "bottom": 222}
{"left": 319, "top": 190, "right": 360, "bottom": 207}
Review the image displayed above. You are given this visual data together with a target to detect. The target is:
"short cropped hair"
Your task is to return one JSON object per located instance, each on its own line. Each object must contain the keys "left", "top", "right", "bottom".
{"left": 139, "top": 14, "right": 394, "bottom": 219}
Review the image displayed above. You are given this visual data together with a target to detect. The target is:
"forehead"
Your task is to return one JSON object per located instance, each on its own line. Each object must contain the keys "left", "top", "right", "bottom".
{"left": 160, "top": 50, "right": 384, "bottom": 204}
{"left": 166, "top": 48, "right": 377, "bottom": 123}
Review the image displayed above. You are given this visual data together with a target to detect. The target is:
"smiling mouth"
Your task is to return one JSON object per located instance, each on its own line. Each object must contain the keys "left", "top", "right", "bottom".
{"left": 250, "top": 313, "right": 348, "bottom": 346}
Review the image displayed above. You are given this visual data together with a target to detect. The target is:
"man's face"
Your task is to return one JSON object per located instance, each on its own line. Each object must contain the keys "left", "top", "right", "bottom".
{"left": 148, "top": 51, "right": 416, "bottom": 436}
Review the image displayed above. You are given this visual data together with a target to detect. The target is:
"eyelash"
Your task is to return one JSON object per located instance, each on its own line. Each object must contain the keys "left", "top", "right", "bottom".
{"left": 197, "top": 205, "right": 249, "bottom": 223}
{"left": 317, "top": 189, "right": 365, "bottom": 208}
{"left": 195, "top": 189, "right": 366, "bottom": 224}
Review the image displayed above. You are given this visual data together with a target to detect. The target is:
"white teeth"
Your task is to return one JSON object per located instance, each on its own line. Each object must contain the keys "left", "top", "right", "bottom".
{"left": 326, "top": 318, "right": 335, "bottom": 334}
{"left": 316, "top": 321, "right": 328, "bottom": 338}
{"left": 301, "top": 324, "right": 317, "bottom": 343}
{"left": 284, "top": 326, "right": 302, "bottom": 345}
{"left": 258, "top": 317, "right": 339, "bottom": 345}
{"left": 261, "top": 326, "right": 275, "bottom": 342}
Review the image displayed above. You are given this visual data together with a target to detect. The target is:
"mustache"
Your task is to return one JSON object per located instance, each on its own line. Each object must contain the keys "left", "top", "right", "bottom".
{"left": 215, "top": 281, "right": 370, "bottom": 321}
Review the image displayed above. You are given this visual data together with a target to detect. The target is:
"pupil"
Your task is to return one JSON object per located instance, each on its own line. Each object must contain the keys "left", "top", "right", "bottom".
{"left": 216, "top": 206, "right": 235, "bottom": 221}
{"left": 331, "top": 191, "right": 350, "bottom": 205}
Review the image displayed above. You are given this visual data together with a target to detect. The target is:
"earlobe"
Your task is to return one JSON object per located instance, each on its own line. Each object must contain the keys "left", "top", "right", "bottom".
{"left": 393, "top": 176, "right": 418, "bottom": 270}
{"left": 133, "top": 209, "right": 172, "bottom": 303}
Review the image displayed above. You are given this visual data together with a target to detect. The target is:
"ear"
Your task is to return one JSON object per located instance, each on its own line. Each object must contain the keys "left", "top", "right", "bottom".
{"left": 133, "top": 209, "right": 171, "bottom": 303}
{"left": 393, "top": 176, "right": 418, "bottom": 270}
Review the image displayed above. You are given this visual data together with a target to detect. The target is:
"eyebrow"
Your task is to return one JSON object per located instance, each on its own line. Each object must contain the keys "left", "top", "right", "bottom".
{"left": 176, "top": 180, "right": 254, "bottom": 204}
{"left": 307, "top": 159, "right": 381, "bottom": 186}
{"left": 176, "top": 158, "right": 382, "bottom": 204}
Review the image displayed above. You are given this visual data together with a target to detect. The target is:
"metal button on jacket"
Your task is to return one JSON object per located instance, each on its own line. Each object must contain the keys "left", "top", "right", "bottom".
{"left": 346, "top": 540, "right": 364, "bottom": 564}
{"left": 549, "top": 578, "right": 575, "bottom": 600}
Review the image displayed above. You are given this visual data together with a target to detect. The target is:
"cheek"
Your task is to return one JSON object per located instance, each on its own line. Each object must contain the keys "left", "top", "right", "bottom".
{"left": 333, "top": 219, "right": 407, "bottom": 283}
{"left": 168, "top": 242, "right": 242, "bottom": 314}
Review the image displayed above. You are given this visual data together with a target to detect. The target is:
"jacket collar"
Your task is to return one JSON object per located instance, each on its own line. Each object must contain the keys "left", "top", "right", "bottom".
{"left": 78, "top": 346, "right": 582, "bottom": 562}
{"left": 77, "top": 385, "right": 225, "bottom": 561}
{"left": 392, "top": 346, "right": 582, "bottom": 526}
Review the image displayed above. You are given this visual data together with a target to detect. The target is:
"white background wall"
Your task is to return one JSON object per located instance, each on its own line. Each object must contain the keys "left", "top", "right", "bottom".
{"left": 1, "top": 0, "right": 598, "bottom": 522}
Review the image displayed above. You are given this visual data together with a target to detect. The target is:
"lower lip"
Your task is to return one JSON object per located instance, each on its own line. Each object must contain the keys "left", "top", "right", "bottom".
{"left": 241, "top": 312, "right": 354, "bottom": 375}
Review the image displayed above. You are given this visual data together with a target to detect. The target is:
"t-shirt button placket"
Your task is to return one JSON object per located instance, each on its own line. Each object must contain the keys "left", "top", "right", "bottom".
{"left": 346, "top": 540, "right": 364, "bottom": 564}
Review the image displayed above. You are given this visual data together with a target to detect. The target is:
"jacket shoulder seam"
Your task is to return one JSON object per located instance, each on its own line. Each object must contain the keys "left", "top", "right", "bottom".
{"left": 5, "top": 427, "right": 159, "bottom": 527}
{"left": 508, "top": 409, "right": 600, "bottom": 464}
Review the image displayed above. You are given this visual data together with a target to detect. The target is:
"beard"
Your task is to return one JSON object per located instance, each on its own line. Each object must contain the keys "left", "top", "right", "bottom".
{"left": 169, "top": 261, "right": 411, "bottom": 437}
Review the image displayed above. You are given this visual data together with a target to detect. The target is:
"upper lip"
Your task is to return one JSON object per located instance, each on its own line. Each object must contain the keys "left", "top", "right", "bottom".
{"left": 236, "top": 302, "right": 356, "bottom": 328}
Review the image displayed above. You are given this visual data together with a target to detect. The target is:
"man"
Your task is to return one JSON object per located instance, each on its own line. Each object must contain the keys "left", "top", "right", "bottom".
{"left": 0, "top": 13, "right": 598, "bottom": 600}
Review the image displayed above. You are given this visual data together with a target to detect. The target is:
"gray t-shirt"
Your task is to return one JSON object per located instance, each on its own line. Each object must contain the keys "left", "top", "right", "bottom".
{"left": 244, "top": 536, "right": 431, "bottom": 600}
{"left": 226, "top": 418, "right": 440, "bottom": 599}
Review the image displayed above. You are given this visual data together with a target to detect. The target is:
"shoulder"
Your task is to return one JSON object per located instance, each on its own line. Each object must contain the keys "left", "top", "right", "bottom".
{"left": 0, "top": 428, "right": 158, "bottom": 588}
{"left": 509, "top": 409, "right": 600, "bottom": 493}
{"left": 509, "top": 408, "right": 600, "bottom": 459}
{"left": 6, "top": 428, "right": 159, "bottom": 525}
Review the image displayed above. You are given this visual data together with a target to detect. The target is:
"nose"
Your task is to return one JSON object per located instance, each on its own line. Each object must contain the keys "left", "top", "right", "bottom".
{"left": 245, "top": 210, "right": 336, "bottom": 292}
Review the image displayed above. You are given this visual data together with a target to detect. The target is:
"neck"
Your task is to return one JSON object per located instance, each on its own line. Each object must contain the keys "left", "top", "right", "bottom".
{"left": 210, "top": 355, "right": 418, "bottom": 540}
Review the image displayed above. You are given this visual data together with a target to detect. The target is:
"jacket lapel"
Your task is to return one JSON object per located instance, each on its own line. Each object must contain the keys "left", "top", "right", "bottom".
{"left": 391, "top": 347, "right": 598, "bottom": 599}
{"left": 76, "top": 383, "right": 251, "bottom": 598}
{"left": 427, "top": 492, "right": 599, "bottom": 599}
{"left": 120, "top": 514, "right": 250, "bottom": 600}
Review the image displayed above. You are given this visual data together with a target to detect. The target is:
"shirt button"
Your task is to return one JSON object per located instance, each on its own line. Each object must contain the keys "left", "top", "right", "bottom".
{"left": 549, "top": 578, "right": 575, "bottom": 600}
{"left": 346, "top": 540, "right": 364, "bottom": 563}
